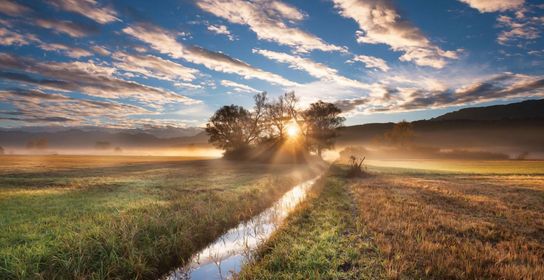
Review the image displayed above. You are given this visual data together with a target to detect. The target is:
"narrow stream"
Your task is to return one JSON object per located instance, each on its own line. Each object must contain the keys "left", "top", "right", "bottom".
{"left": 164, "top": 176, "right": 320, "bottom": 280}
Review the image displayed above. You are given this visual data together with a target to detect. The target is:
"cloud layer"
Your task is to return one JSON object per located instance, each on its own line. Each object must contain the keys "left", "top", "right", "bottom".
{"left": 123, "top": 23, "right": 298, "bottom": 86}
{"left": 459, "top": 0, "right": 524, "bottom": 13}
{"left": 332, "top": 0, "right": 459, "bottom": 68}
{"left": 0, "top": 53, "right": 198, "bottom": 106}
{"left": 196, "top": 0, "right": 345, "bottom": 53}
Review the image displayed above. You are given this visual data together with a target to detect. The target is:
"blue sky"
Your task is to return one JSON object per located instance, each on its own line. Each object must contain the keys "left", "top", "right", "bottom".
{"left": 0, "top": 0, "right": 543, "bottom": 128}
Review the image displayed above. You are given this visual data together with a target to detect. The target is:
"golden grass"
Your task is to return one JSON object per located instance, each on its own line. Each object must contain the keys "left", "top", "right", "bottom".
{"left": 366, "top": 159, "right": 544, "bottom": 174}
{"left": 0, "top": 155, "right": 212, "bottom": 175}
{"left": 352, "top": 173, "right": 544, "bottom": 279}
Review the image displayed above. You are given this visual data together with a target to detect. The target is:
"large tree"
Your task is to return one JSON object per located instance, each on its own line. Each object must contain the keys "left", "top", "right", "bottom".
{"left": 205, "top": 93, "right": 268, "bottom": 156}
{"left": 205, "top": 92, "right": 345, "bottom": 160}
{"left": 205, "top": 105, "right": 254, "bottom": 153}
{"left": 302, "top": 101, "right": 345, "bottom": 158}
{"left": 383, "top": 120, "right": 414, "bottom": 146}
{"left": 265, "top": 91, "right": 298, "bottom": 140}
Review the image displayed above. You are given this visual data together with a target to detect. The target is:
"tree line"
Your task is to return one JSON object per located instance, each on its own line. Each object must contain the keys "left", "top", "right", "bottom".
{"left": 205, "top": 92, "right": 344, "bottom": 160}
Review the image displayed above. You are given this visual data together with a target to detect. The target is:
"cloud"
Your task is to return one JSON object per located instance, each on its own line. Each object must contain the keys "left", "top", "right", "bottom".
{"left": 196, "top": 0, "right": 345, "bottom": 53}
{"left": 48, "top": 0, "right": 119, "bottom": 24}
{"left": 0, "top": 89, "right": 149, "bottom": 126}
{"left": 334, "top": 97, "right": 369, "bottom": 112}
{"left": 293, "top": 65, "right": 544, "bottom": 116}
{"left": 349, "top": 54, "right": 389, "bottom": 72}
{"left": 0, "top": 53, "right": 199, "bottom": 106}
{"left": 207, "top": 24, "right": 235, "bottom": 40}
{"left": 332, "top": 0, "right": 458, "bottom": 68}
{"left": 496, "top": 14, "right": 541, "bottom": 45}
{"left": 112, "top": 51, "right": 199, "bottom": 82}
{"left": 0, "top": 0, "right": 31, "bottom": 16}
{"left": 175, "top": 82, "right": 203, "bottom": 90}
{"left": 0, "top": 27, "right": 92, "bottom": 59}
{"left": 91, "top": 45, "right": 111, "bottom": 56}
{"left": 458, "top": 0, "right": 524, "bottom": 13}
{"left": 383, "top": 73, "right": 544, "bottom": 111}
{"left": 38, "top": 43, "right": 93, "bottom": 58}
{"left": 123, "top": 23, "right": 297, "bottom": 86}
{"left": 35, "top": 18, "right": 98, "bottom": 37}
{"left": 253, "top": 48, "right": 371, "bottom": 89}
{"left": 0, "top": 27, "right": 40, "bottom": 46}
{"left": 220, "top": 80, "right": 261, "bottom": 93}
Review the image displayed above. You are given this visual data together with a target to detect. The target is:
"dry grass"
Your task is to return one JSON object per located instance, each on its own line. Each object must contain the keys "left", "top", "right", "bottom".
{"left": 0, "top": 155, "right": 212, "bottom": 175}
{"left": 352, "top": 173, "right": 544, "bottom": 279}
{"left": 366, "top": 159, "right": 544, "bottom": 174}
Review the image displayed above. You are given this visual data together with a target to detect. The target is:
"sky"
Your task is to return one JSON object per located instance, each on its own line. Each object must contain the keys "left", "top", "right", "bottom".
{"left": 0, "top": 0, "right": 543, "bottom": 129}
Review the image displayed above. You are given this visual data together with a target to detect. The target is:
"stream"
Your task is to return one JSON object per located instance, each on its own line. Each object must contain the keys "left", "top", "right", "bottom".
{"left": 163, "top": 176, "right": 320, "bottom": 280}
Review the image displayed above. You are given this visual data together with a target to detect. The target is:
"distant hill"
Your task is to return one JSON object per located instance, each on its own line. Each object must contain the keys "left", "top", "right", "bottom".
{"left": 431, "top": 99, "right": 544, "bottom": 121}
{"left": 337, "top": 99, "right": 544, "bottom": 156}
{"left": 0, "top": 129, "right": 209, "bottom": 150}
{"left": 1, "top": 99, "right": 543, "bottom": 155}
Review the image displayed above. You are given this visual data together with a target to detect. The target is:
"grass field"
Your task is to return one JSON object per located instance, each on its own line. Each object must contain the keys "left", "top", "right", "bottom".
{"left": 0, "top": 155, "right": 321, "bottom": 279}
{"left": 240, "top": 161, "right": 544, "bottom": 279}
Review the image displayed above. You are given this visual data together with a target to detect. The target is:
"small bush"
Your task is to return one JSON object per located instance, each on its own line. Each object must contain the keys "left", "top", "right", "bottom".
{"left": 347, "top": 155, "right": 367, "bottom": 177}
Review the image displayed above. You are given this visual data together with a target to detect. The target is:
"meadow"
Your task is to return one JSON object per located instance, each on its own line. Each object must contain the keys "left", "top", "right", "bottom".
{"left": 239, "top": 161, "right": 544, "bottom": 279}
{"left": 0, "top": 155, "right": 321, "bottom": 279}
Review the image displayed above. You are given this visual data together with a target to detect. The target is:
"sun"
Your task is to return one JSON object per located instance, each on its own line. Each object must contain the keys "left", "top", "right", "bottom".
{"left": 286, "top": 122, "right": 300, "bottom": 138}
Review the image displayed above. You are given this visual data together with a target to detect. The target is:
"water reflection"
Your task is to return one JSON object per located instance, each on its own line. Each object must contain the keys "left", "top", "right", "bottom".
{"left": 165, "top": 176, "right": 319, "bottom": 280}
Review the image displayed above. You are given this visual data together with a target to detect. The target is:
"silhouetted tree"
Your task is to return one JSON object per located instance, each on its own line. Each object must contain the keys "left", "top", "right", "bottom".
{"left": 265, "top": 92, "right": 298, "bottom": 140}
{"left": 302, "top": 101, "right": 345, "bottom": 158}
{"left": 383, "top": 120, "right": 414, "bottom": 146}
{"left": 95, "top": 141, "right": 111, "bottom": 150}
{"left": 249, "top": 92, "right": 268, "bottom": 143}
{"left": 26, "top": 138, "right": 48, "bottom": 149}
{"left": 206, "top": 105, "right": 254, "bottom": 155}
{"left": 206, "top": 92, "right": 345, "bottom": 161}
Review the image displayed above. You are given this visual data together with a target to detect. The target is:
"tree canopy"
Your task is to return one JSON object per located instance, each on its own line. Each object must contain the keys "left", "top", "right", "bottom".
{"left": 205, "top": 92, "right": 344, "bottom": 160}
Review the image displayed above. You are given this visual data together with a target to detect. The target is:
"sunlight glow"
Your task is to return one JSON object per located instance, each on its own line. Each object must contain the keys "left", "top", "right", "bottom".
{"left": 286, "top": 122, "right": 300, "bottom": 138}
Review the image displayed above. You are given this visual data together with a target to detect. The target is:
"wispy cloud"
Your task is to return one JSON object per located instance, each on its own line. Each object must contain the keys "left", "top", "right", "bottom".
{"left": 349, "top": 54, "right": 390, "bottom": 72}
{"left": 35, "top": 18, "right": 98, "bottom": 37}
{"left": 207, "top": 24, "right": 235, "bottom": 41}
{"left": 220, "top": 80, "right": 261, "bottom": 93}
{"left": 332, "top": 0, "right": 459, "bottom": 68}
{"left": 91, "top": 45, "right": 111, "bottom": 56}
{"left": 0, "top": 0, "right": 31, "bottom": 16}
{"left": 0, "top": 27, "right": 40, "bottom": 46}
{"left": 112, "top": 51, "right": 199, "bottom": 82}
{"left": 458, "top": 0, "right": 524, "bottom": 13}
{"left": 196, "top": 0, "right": 345, "bottom": 53}
{"left": 38, "top": 43, "right": 93, "bottom": 58}
{"left": 123, "top": 23, "right": 298, "bottom": 86}
{"left": 48, "top": 0, "right": 119, "bottom": 24}
{"left": 253, "top": 48, "right": 371, "bottom": 90}
{"left": 496, "top": 13, "right": 541, "bottom": 45}
{"left": 399, "top": 73, "right": 544, "bottom": 110}
{"left": 0, "top": 53, "right": 199, "bottom": 107}
{"left": 0, "top": 89, "right": 149, "bottom": 126}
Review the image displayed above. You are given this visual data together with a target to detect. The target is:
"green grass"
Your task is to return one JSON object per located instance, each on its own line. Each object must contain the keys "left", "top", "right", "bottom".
{"left": 0, "top": 156, "right": 321, "bottom": 279}
{"left": 238, "top": 166, "right": 386, "bottom": 279}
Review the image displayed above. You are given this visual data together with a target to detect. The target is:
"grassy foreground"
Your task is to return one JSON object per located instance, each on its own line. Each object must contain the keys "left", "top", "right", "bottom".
{"left": 0, "top": 155, "right": 322, "bottom": 279}
{"left": 240, "top": 163, "right": 544, "bottom": 279}
{"left": 238, "top": 166, "right": 385, "bottom": 279}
